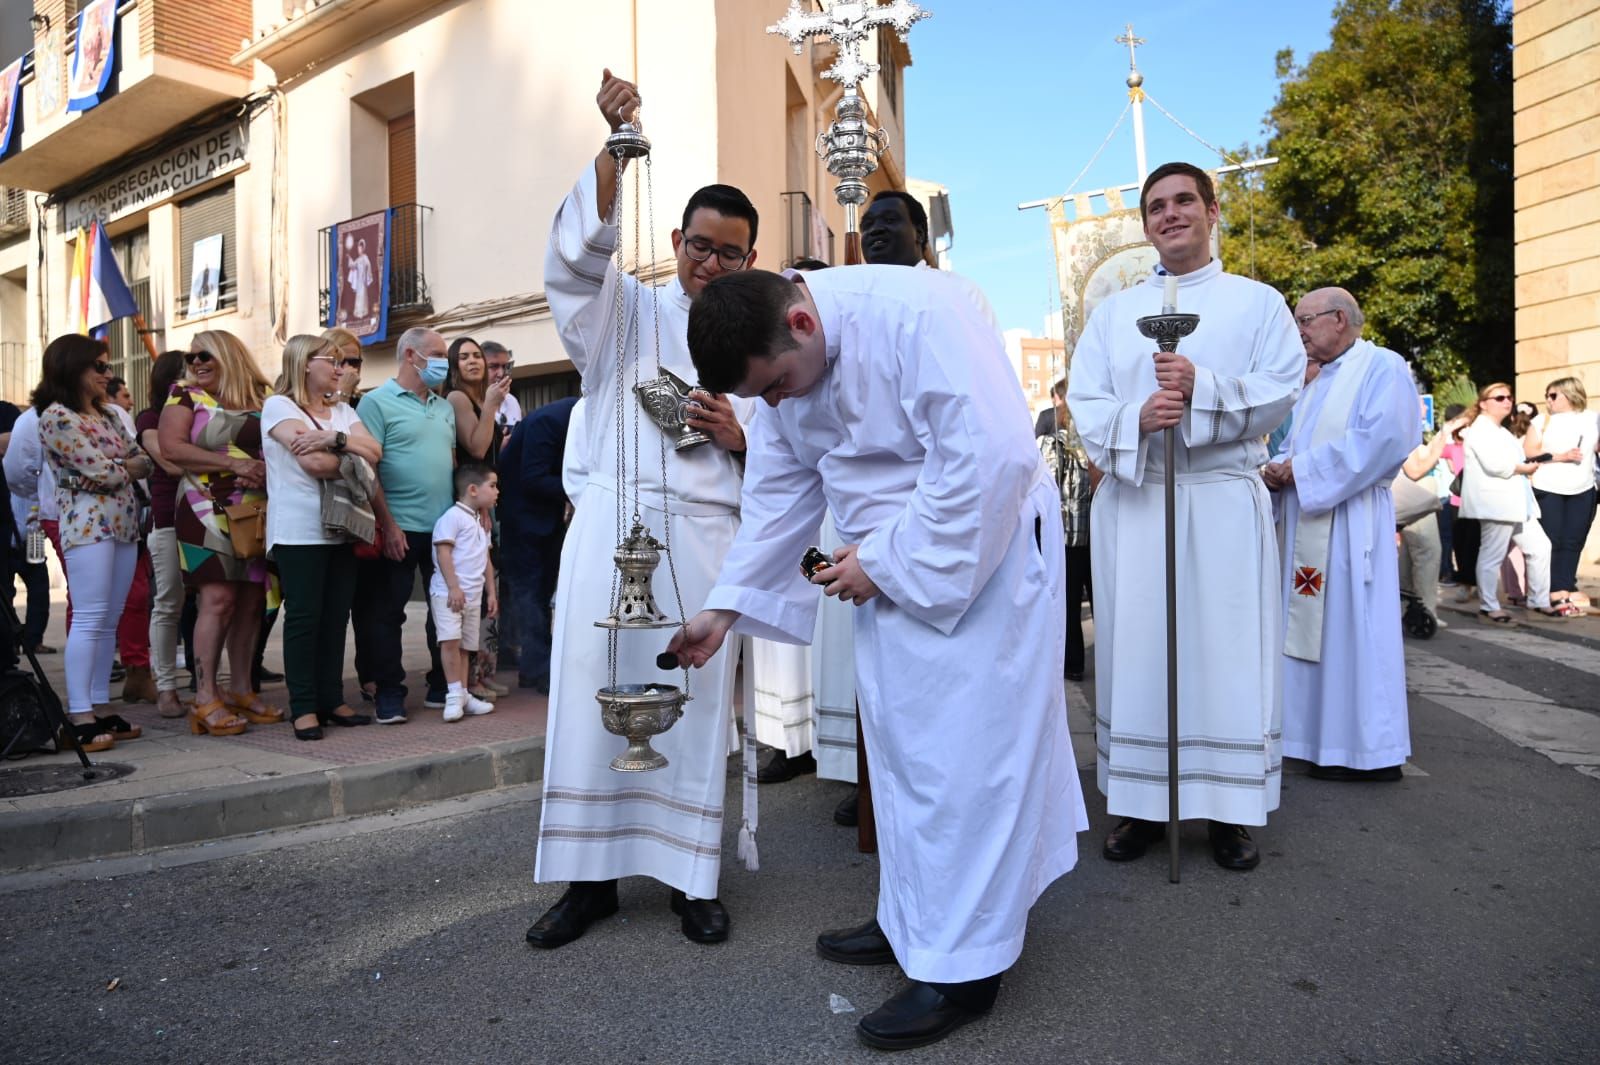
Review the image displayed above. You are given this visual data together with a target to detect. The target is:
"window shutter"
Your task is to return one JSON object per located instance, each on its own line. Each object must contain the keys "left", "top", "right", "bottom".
{"left": 388, "top": 113, "right": 415, "bottom": 207}
{"left": 177, "top": 181, "right": 237, "bottom": 318}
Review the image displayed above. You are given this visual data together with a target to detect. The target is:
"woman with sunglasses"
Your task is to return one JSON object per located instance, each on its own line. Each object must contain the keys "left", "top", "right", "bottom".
{"left": 1523, "top": 377, "right": 1596, "bottom": 616}
{"left": 1460, "top": 382, "right": 1559, "bottom": 624}
{"left": 321, "top": 327, "right": 364, "bottom": 405}
{"left": 263, "top": 335, "right": 383, "bottom": 739}
{"left": 34, "top": 335, "right": 154, "bottom": 751}
{"left": 157, "top": 330, "right": 281, "bottom": 736}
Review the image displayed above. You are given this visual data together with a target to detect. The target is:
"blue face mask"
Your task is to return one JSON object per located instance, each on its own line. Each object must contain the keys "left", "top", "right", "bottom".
{"left": 416, "top": 354, "right": 449, "bottom": 388}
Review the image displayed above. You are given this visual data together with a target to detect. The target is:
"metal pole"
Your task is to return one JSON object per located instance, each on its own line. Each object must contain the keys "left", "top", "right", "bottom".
{"left": 1165, "top": 425, "right": 1179, "bottom": 883}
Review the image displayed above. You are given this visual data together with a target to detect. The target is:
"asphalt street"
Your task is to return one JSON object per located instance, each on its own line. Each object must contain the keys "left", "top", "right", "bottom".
{"left": 2, "top": 618, "right": 1597, "bottom": 1065}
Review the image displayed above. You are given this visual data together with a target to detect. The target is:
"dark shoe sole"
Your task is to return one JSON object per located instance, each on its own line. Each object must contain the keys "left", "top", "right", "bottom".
{"left": 1213, "top": 851, "right": 1261, "bottom": 871}
{"left": 668, "top": 893, "right": 728, "bottom": 944}
{"left": 817, "top": 940, "right": 896, "bottom": 966}
{"left": 525, "top": 897, "right": 619, "bottom": 949}
{"left": 1308, "top": 764, "right": 1403, "bottom": 782}
{"left": 857, "top": 1010, "right": 980, "bottom": 1051}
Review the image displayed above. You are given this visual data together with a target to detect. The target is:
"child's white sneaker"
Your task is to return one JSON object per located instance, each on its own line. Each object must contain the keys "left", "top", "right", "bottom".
{"left": 442, "top": 691, "right": 465, "bottom": 723}
{"left": 464, "top": 692, "right": 495, "bottom": 716}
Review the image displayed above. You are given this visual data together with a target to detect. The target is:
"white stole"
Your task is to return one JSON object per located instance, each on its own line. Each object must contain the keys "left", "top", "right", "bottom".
{"left": 1284, "top": 340, "right": 1377, "bottom": 662}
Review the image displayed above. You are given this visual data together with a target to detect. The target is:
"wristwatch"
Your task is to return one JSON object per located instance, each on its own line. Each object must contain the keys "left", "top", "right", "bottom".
{"left": 333, "top": 431, "right": 348, "bottom": 453}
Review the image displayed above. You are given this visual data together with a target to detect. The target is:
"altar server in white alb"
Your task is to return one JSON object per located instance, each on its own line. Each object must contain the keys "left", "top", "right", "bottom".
{"left": 1265, "top": 288, "right": 1419, "bottom": 781}
{"left": 1068, "top": 161, "right": 1304, "bottom": 872}
{"left": 527, "top": 70, "right": 757, "bottom": 951}
{"left": 668, "top": 266, "right": 1087, "bottom": 1052}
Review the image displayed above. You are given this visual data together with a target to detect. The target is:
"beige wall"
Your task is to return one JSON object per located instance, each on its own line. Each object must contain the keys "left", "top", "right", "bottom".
{"left": 1513, "top": 0, "right": 1600, "bottom": 403}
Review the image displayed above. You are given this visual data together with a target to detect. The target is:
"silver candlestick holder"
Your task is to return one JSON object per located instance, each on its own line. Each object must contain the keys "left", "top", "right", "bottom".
{"left": 1136, "top": 312, "right": 1200, "bottom": 353}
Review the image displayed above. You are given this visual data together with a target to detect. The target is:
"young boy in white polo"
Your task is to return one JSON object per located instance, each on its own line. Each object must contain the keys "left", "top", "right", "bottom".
{"left": 430, "top": 465, "right": 500, "bottom": 722}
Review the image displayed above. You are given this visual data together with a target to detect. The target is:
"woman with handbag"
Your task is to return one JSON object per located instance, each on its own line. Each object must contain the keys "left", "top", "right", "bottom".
{"left": 263, "top": 335, "right": 383, "bottom": 740}
{"left": 1460, "top": 382, "right": 1559, "bottom": 625}
{"left": 35, "top": 334, "right": 154, "bottom": 752}
{"left": 157, "top": 329, "right": 281, "bottom": 736}
{"left": 1524, "top": 377, "right": 1597, "bottom": 615}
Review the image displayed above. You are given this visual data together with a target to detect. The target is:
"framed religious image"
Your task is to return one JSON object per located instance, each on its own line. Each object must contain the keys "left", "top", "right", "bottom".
{"left": 0, "top": 57, "right": 20, "bottom": 157}
{"left": 67, "top": 0, "right": 117, "bottom": 113}
{"left": 327, "top": 209, "right": 391, "bottom": 346}
{"left": 1081, "top": 244, "right": 1162, "bottom": 324}
{"left": 34, "top": 26, "right": 64, "bottom": 121}
{"left": 188, "top": 234, "right": 223, "bottom": 318}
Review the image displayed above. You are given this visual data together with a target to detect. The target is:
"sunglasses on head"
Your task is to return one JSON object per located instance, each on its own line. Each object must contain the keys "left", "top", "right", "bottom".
{"left": 184, "top": 350, "right": 215, "bottom": 365}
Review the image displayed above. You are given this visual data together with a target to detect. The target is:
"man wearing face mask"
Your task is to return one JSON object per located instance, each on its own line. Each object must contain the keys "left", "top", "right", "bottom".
{"left": 526, "top": 69, "right": 756, "bottom": 952}
{"left": 350, "top": 327, "right": 457, "bottom": 723}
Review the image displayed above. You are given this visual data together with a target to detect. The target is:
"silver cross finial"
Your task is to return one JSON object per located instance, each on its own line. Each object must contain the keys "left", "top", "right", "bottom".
{"left": 1115, "top": 23, "right": 1146, "bottom": 71}
{"left": 767, "top": 1, "right": 932, "bottom": 92}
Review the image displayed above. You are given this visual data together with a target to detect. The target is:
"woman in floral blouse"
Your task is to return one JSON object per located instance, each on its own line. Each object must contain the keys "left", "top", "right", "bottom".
{"left": 157, "top": 330, "right": 281, "bottom": 737}
{"left": 35, "top": 335, "right": 154, "bottom": 752}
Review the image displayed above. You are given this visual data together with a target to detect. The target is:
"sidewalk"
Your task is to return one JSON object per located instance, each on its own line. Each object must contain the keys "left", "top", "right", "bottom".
{"left": 0, "top": 600, "right": 549, "bottom": 871}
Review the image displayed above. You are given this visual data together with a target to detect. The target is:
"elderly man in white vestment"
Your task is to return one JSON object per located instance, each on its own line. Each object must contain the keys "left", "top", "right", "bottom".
{"left": 1068, "top": 161, "right": 1305, "bottom": 872}
{"left": 526, "top": 70, "right": 760, "bottom": 951}
{"left": 668, "top": 267, "right": 1086, "bottom": 1051}
{"left": 1264, "top": 287, "right": 1418, "bottom": 781}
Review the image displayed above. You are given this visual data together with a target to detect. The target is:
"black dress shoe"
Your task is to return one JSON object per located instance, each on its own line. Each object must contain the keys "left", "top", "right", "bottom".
{"left": 319, "top": 709, "right": 373, "bottom": 727}
{"left": 293, "top": 723, "right": 324, "bottom": 741}
{"left": 833, "top": 788, "right": 859, "bottom": 827}
{"left": 757, "top": 749, "right": 817, "bottom": 784}
{"left": 1103, "top": 817, "right": 1165, "bottom": 861}
{"left": 1308, "top": 763, "right": 1403, "bottom": 782}
{"left": 856, "top": 977, "right": 998, "bottom": 1051}
{"left": 525, "top": 880, "right": 620, "bottom": 949}
{"left": 1207, "top": 821, "right": 1260, "bottom": 871}
{"left": 668, "top": 889, "right": 729, "bottom": 944}
{"left": 816, "top": 917, "right": 896, "bottom": 966}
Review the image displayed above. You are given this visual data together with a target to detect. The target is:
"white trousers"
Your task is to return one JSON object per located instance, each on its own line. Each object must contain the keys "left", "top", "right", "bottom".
{"left": 62, "top": 539, "right": 138, "bottom": 714}
{"left": 1398, "top": 513, "right": 1442, "bottom": 618}
{"left": 1477, "top": 519, "right": 1551, "bottom": 612}
{"left": 146, "top": 527, "right": 185, "bottom": 692}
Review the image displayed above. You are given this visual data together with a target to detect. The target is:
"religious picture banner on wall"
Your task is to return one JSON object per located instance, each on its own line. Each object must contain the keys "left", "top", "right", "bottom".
{"left": 34, "top": 26, "right": 64, "bottom": 121}
{"left": 327, "top": 210, "right": 391, "bottom": 346}
{"left": 67, "top": 0, "right": 117, "bottom": 114}
{"left": 0, "top": 57, "right": 21, "bottom": 157}
{"left": 188, "top": 234, "right": 223, "bottom": 318}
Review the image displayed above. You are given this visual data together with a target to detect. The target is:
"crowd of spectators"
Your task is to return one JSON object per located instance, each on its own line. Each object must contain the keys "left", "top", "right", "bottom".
{"left": 2, "top": 325, "right": 568, "bottom": 751}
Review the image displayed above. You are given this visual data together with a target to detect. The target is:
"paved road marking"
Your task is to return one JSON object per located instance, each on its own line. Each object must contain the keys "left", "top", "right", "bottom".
{"left": 1406, "top": 644, "right": 1600, "bottom": 779}
{"left": 1449, "top": 622, "right": 1600, "bottom": 675}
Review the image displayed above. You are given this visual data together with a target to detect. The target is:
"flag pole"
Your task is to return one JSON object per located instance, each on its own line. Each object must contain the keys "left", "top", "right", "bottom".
{"left": 132, "top": 314, "right": 158, "bottom": 360}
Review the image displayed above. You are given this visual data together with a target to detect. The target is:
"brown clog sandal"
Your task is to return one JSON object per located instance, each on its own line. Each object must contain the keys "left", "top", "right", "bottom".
{"left": 93, "top": 714, "right": 143, "bottom": 741}
{"left": 189, "top": 699, "right": 247, "bottom": 736}
{"left": 224, "top": 691, "right": 286, "bottom": 724}
{"left": 62, "top": 722, "right": 115, "bottom": 753}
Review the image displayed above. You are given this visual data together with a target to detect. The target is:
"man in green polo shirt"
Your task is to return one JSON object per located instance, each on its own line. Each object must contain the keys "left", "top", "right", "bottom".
{"left": 353, "top": 326, "right": 457, "bottom": 723}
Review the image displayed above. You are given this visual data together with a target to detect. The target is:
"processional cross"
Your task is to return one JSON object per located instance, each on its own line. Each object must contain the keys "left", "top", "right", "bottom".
{"left": 767, "top": 1, "right": 931, "bottom": 251}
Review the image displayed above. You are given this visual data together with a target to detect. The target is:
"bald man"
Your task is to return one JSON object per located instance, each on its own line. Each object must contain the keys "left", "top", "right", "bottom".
{"left": 1264, "top": 288, "right": 1419, "bottom": 782}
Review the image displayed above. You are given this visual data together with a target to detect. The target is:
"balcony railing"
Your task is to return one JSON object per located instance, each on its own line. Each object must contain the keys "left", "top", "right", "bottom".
{"left": 781, "top": 191, "right": 835, "bottom": 268}
{"left": 317, "top": 203, "right": 433, "bottom": 328}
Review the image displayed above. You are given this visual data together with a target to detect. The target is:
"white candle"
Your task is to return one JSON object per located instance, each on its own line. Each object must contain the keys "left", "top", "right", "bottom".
{"left": 1162, "top": 275, "right": 1179, "bottom": 314}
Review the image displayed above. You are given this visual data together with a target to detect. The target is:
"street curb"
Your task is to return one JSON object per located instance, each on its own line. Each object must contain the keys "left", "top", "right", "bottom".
{"left": 0, "top": 735, "right": 545, "bottom": 873}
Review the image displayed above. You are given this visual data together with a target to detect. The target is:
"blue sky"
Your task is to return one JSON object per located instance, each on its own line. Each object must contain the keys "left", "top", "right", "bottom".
{"left": 903, "top": 1, "right": 1336, "bottom": 333}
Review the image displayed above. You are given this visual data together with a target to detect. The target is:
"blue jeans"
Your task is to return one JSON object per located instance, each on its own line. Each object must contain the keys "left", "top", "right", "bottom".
{"left": 504, "top": 528, "right": 562, "bottom": 684}
{"left": 353, "top": 530, "right": 444, "bottom": 697}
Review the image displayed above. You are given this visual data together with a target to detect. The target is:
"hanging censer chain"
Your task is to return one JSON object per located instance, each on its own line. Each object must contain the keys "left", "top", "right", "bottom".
{"left": 642, "top": 156, "right": 691, "bottom": 696}
{"left": 607, "top": 147, "right": 630, "bottom": 691}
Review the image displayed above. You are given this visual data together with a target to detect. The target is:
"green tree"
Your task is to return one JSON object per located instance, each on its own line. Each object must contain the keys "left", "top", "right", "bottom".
{"left": 1218, "top": 0, "right": 1513, "bottom": 386}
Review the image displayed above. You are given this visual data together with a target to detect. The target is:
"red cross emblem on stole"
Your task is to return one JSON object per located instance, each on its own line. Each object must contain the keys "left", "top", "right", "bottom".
{"left": 1294, "top": 566, "right": 1324, "bottom": 597}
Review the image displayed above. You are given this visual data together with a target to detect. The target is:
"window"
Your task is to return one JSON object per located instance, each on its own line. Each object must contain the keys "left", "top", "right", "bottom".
{"left": 1027, "top": 354, "right": 1041, "bottom": 371}
{"left": 1027, "top": 380, "right": 1042, "bottom": 396}
{"left": 877, "top": 30, "right": 900, "bottom": 118}
{"left": 177, "top": 182, "right": 237, "bottom": 318}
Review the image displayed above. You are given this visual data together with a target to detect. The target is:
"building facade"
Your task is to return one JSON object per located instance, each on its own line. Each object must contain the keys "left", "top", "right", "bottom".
{"left": 1512, "top": 0, "right": 1600, "bottom": 402}
{"left": 0, "top": 0, "right": 914, "bottom": 407}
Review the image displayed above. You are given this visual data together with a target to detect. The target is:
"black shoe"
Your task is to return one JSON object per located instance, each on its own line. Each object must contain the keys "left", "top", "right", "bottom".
{"left": 817, "top": 917, "right": 896, "bottom": 966}
{"left": 834, "top": 788, "right": 860, "bottom": 827}
{"left": 668, "top": 889, "right": 729, "bottom": 944}
{"left": 293, "top": 723, "right": 324, "bottom": 741}
{"left": 1308, "top": 763, "right": 1404, "bottom": 782}
{"left": 1103, "top": 817, "right": 1165, "bottom": 861}
{"left": 525, "top": 881, "right": 620, "bottom": 949}
{"left": 319, "top": 709, "right": 373, "bottom": 727}
{"left": 856, "top": 977, "right": 998, "bottom": 1051}
{"left": 1207, "top": 821, "right": 1260, "bottom": 871}
{"left": 757, "top": 749, "right": 817, "bottom": 784}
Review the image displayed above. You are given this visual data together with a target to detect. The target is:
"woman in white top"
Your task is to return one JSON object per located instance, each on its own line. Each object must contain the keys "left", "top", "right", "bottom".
{"left": 262, "top": 335, "right": 383, "bottom": 739}
{"left": 1523, "top": 376, "right": 1597, "bottom": 614}
{"left": 1460, "top": 381, "right": 1559, "bottom": 624}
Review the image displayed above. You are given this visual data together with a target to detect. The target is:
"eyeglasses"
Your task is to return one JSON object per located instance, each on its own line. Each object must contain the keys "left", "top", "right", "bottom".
{"left": 184, "top": 351, "right": 215, "bottom": 365}
{"left": 1486, "top": 394, "right": 1512, "bottom": 402}
{"left": 682, "top": 236, "right": 751, "bottom": 270}
{"left": 91, "top": 361, "right": 111, "bottom": 375}
{"left": 1546, "top": 392, "right": 1561, "bottom": 401}
{"left": 310, "top": 355, "right": 362, "bottom": 370}
{"left": 1294, "top": 309, "right": 1341, "bottom": 327}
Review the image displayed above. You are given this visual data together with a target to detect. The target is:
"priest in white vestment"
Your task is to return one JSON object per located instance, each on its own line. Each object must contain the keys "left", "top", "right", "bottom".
{"left": 528, "top": 71, "right": 759, "bottom": 950}
{"left": 669, "top": 265, "right": 1086, "bottom": 1052}
{"left": 1265, "top": 287, "right": 1419, "bottom": 781}
{"left": 1068, "top": 162, "right": 1304, "bottom": 872}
